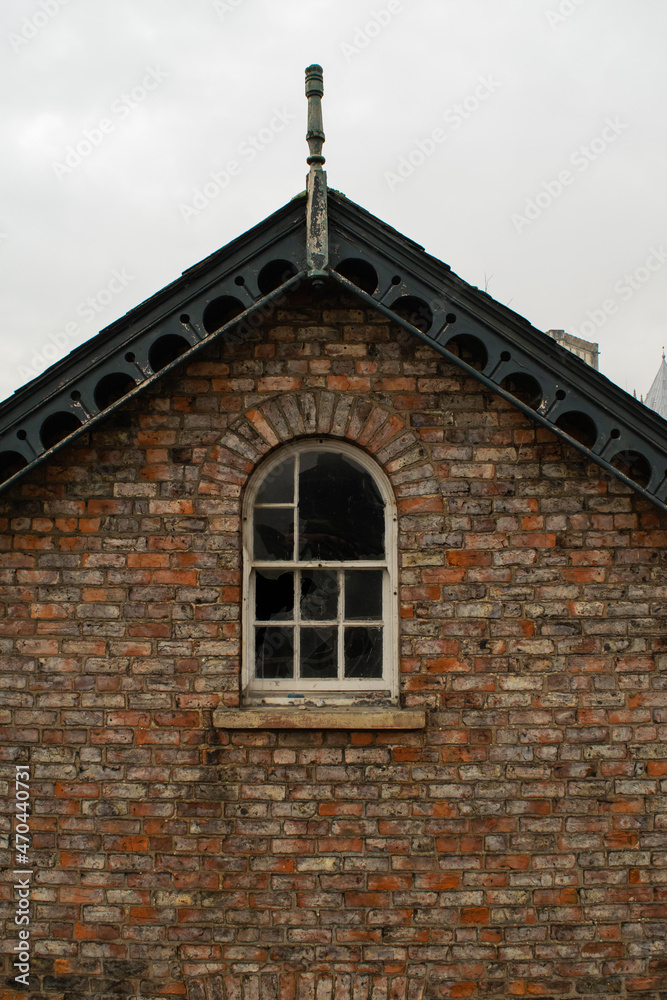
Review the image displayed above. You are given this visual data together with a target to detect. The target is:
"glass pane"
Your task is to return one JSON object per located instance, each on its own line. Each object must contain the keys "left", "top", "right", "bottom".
{"left": 301, "top": 570, "right": 338, "bottom": 621}
{"left": 256, "top": 457, "right": 294, "bottom": 504}
{"left": 255, "top": 570, "right": 294, "bottom": 622}
{"left": 255, "top": 627, "right": 294, "bottom": 678}
{"left": 300, "top": 627, "right": 338, "bottom": 679}
{"left": 298, "top": 451, "right": 385, "bottom": 560}
{"left": 253, "top": 507, "right": 294, "bottom": 561}
{"left": 344, "top": 627, "right": 383, "bottom": 679}
{"left": 345, "top": 570, "right": 382, "bottom": 620}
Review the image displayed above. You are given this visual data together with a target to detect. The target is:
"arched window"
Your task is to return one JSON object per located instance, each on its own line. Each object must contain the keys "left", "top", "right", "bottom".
{"left": 242, "top": 440, "right": 397, "bottom": 705}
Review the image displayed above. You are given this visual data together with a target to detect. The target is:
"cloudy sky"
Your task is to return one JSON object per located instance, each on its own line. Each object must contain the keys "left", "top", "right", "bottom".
{"left": 2, "top": 0, "right": 666, "bottom": 405}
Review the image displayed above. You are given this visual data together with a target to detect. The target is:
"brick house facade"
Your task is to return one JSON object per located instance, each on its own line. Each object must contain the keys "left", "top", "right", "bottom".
{"left": 2, "top": 73, "right": 667, "bottom": 1000}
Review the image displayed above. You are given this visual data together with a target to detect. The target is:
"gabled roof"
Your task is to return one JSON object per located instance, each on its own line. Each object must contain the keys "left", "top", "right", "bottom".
{"left": 2, "top": 66, "right": 667, "bottom": 513}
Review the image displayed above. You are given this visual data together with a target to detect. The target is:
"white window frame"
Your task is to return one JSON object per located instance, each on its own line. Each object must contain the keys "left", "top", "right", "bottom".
{"left": 241, "top": 439, "right": 398, "bottom": 707}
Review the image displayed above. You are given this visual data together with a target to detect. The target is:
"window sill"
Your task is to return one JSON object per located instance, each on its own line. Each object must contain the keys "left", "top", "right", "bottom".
{"left": 212, "top": 707, "right": 426, "bottom": 730}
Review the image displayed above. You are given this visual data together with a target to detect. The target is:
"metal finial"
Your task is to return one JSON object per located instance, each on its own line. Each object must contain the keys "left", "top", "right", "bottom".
{"left": 305, "top": 64, "right": 325, "bottom": 168}
{"left": 304, "top": 64, "right": 328, "bottom": 278}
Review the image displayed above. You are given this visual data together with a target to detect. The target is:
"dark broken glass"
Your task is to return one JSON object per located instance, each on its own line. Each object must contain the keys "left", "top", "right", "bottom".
{"left": 255, "top": 626, "right": 294, "bottom": 678}
{"left": 300, "top": 626, "right": 337, "bottom": 679}
{"left": 253, "top": 507, "right": 294, "bottom": 561}
{"left": 344, "top": 627, "right": 383, "bottom": 678}
{"left": 255, "top": 456, "right": 294, "bottom": 504}
{"left": 301, "top": 569, "right": 339, "bottom": 620}
{"left": 298, "top": 451, "right": 384, "bottom": 560}
{"left": 345, "top": 570, "right": 382, "bottom": 620}
{"left": 255, "top": 570, "right": 294, "bottom": 621}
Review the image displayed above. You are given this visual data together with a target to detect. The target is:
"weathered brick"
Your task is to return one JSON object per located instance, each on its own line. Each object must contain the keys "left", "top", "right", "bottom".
{"left": 0, "top": 287, "right": 664, "bottom": 999}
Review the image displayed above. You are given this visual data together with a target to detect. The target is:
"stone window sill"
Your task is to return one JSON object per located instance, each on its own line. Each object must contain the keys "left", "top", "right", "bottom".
{"left": 212, "top": 707, "right": 426, "bottom": 730}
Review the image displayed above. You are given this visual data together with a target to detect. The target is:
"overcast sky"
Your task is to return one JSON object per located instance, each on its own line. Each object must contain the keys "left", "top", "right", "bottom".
{"left": 2, "top": 0, "right": 666, "bottom": 406}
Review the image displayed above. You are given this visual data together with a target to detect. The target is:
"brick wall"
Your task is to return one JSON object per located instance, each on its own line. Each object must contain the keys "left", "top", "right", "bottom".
{"left": 1, "top": 284, "right": 666, "bottom": 1000}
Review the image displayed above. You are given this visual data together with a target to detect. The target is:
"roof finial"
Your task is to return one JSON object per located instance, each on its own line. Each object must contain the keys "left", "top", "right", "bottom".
{"left": 305, "top": 64, "right": 325, "bottom": 167}
{"left": 304, "top": 64, "right": 328, "bottom": 278}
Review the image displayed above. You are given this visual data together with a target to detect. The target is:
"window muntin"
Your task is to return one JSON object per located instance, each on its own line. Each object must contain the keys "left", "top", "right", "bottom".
{"left": 252, "top": 450, "right": 385, "bottom": 563}
{"left": 243, "top": 441, "right": 397, "bottom": 702}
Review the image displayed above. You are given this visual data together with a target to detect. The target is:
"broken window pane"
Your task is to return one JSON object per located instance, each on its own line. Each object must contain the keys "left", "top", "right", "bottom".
{"left": 300, "top": 626, "right": 338, "bottom": 679}
{"left": 301, "top": 569, "right": 338, "bottom": 620}
{"left": 345, "top": 570, "right": 382, "bottom": 620}
{"left": 255, "top": 627, "right": 294, "bottom": 678}
{"left": 255, "top": 570, "right": 294, "bottom": 622}
{"left": 255, "top": 456, "right": 294, "bottom": 504}
{"left": 344, "top": 627, "right": 383, "bottom": 679}
{"left": 253, "top": 507, "right": 294, "bottom": 561}
{"left": 298, "top": 451, "right": 385, "bottom": 560}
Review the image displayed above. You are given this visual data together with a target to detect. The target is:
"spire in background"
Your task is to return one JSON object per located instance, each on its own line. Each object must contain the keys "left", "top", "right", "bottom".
{"left": 645, "top": 350, "right": 667, "bottom": 419}
{"left": 305, "top": 64, "right": 328, "bottom": 279}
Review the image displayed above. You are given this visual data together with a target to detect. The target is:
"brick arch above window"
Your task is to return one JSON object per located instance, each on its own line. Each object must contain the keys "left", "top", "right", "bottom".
{"left": 197, "top": 390, "right": 436, "bottom": 501}
{"left": 202, "top": 391, "right": 434, "bottom": 729}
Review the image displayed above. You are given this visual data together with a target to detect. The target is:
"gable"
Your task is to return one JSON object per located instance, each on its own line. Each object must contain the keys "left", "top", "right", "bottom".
{"left": 1, "top": 187, "right": 667, "bottom": 516}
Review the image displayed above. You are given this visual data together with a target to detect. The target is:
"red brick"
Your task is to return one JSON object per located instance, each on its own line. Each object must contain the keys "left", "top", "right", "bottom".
{"left": 397, "top": 496, "right": 443, "bottom": 513}
{"left": 460, "top": 907, "right": 489, "bottom": 924}
{"left": 1, "top": 289, "right": 664, "bottom": 998}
